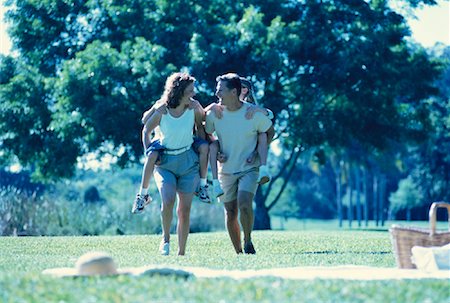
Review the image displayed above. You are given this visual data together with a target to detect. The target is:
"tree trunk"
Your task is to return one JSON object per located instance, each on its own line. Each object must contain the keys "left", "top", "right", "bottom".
{"left": 336, "top": 161, "right": 343, "bottom": 228}
{"left": 253, "top": 187, "right": 271, "bottom": 230}
{"left": 254, "top": 145, "right": 302, "bottom": 230}
{"left": 373, "top": 174, "right": 378, "bottom": 226}
{"left": 347, "top": 164, "right": 353, "bottom": 228}
{"left": 355, "top": 165, "right": 362, "bottom": 227}
{"left": 379, "top": 174, "right": 386, "bottom": 226}
{"left": 363, "top": 167, "right": 369, "bottom": 227}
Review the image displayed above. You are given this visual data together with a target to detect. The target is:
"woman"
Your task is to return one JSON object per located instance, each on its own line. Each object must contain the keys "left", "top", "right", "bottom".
{"left": 142, "top": 72, "right": 205, "bottom": 255}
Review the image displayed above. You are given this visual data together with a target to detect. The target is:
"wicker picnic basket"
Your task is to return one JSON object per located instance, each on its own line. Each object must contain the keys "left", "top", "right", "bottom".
{"left": 389, "top": 202, "right": 450, "bottom": 269}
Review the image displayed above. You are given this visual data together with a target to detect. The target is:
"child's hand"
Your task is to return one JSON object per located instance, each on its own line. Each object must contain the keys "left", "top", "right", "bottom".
{"left": 245, "top": 105, "right": 265, "bottom": 119}
{"left": 211, "top": 103, "right": 224, "bottom": 119}
{"left": 246, "top": 150, "right": 258, "bottom": 164}
{"left": 217, "top": 152, "right": 227, "bottom": 163}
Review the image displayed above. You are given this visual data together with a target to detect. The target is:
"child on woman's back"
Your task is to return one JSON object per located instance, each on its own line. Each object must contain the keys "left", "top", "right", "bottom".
{"left": 132, "top": 98, "right": 211, "bottom": 214}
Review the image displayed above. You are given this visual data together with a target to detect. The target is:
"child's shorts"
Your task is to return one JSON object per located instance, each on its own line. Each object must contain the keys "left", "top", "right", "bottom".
{"left": 145, "top": 139, "right": 165, "bottom": 157}
{"left": 192, "top": 137, "right": 208, "bottom": 153}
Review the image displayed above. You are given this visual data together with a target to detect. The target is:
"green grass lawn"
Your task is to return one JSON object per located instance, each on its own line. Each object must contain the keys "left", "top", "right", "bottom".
{"left": 270, "top": 217, "right": 450, "bottom": 231}
{"left": 1, "top": 230, "right": 448, "bottom": 302}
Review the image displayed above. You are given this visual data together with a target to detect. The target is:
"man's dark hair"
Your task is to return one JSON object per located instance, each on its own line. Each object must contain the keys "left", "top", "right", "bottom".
{"left": 216, "top": 73, "right": 241, "bottom": 97}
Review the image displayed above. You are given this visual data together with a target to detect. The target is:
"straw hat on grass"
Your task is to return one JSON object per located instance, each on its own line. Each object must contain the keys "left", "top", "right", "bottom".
{"left": 42, "top": 251, "right": 192, "bottom": 278}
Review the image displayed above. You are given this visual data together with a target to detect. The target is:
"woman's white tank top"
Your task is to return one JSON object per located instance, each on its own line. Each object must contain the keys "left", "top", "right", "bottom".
{"left": 156, "top": 108, "right": 194, "bottom": 150}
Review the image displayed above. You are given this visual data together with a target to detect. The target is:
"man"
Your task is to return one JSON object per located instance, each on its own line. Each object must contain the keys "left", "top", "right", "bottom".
{"left": 205, "top": 73, "right": 274, "bottom": 254}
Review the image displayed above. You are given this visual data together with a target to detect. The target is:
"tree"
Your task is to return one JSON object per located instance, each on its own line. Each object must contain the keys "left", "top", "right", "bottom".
{"left": 408, "top": 46, "right": 450, "bottom": 203}
{"left": 0, "top": 0, "right": 443, "bottom": 229}
{"left": 0, "top": 57, "right": 80, "bottom": 179}
{"left": 389, "top": 176, "right": 423, "bottom": 220}
{"left": 189, "top": 0, "right": 440, "bottom": 228}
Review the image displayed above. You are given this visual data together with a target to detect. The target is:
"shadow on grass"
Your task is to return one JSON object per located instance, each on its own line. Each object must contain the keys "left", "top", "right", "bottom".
{"left": 352, "top": 228, "right": 390, "bottom": 232}
{"left": 299, "top": 251, "right": 391, "bottom": 255}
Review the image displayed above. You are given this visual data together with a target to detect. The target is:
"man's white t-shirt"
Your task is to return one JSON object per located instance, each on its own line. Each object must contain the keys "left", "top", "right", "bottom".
{"left": 205, "top": 102, "right": 272, "bottom": 174}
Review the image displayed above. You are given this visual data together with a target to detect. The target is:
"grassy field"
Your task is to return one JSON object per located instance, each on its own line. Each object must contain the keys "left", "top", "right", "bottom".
{"left": 270, "top": 217, "right": 450, "bottom": 231}
{"left": 1, "top": 230, "right": 448, "bottom": 303}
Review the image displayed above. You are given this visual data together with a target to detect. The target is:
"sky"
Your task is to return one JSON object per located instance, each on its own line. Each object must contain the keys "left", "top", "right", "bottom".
{"left": 406, "top": 0, "right": 449, "bottom": 47}
{"left": 0, "top": 0, "right": 449, "bottom": 55}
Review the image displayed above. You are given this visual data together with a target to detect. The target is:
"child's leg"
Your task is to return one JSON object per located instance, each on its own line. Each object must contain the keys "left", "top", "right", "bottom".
{"left": 198, "top": 142, "right": 209, "bottom": 180}
{"left": 246, "top": 135, "right": 259, "bottom": 164}
{"left": 209, "top": 141, "right": 224, "bottom": 198}
{"left": 209, "top": 141, "right": 220, "bottom": 180}
{"left": 257, "top": 133, "right": 268, "bottom": 166}
{"left": 248, "top": 130, "right": 274, "bottom": 164}
{"left": 132, "top": 150, "right": 158, "bottom": 213}
{"left": 140, "top": 151, "right": 159, "bottom": 193}
{"left": 257, "top": 132, "right": 271, "bottom": 185}
{"left": 193, "top": 139, "right": 211, "bottom": 203}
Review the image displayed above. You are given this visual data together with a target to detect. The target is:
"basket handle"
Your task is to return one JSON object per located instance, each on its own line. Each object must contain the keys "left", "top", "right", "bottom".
{"left": 429, "top": 202, "right": 450, "bottom": 236}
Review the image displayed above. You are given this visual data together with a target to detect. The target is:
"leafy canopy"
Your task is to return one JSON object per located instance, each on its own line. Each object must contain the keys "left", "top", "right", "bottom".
{"left": 0, "top": 0, "right": 441, "bottom": 180}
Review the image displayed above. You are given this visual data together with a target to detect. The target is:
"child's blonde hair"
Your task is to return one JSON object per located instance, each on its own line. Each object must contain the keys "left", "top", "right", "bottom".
{"left": 239, "top": 77, "right": 256, "bottom": 104}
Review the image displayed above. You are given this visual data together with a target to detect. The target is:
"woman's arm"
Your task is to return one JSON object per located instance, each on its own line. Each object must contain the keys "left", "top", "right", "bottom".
{"left": 194, "top": 105, "right": 207, "bottom": 140}
{"left": 142, "top": 110, "right": 162, "bottom": 149}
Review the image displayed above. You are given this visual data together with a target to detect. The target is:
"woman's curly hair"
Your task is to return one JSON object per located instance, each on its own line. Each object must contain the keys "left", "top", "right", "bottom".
{"left": 160, "top": 72, "right": 196, "bottom": 108}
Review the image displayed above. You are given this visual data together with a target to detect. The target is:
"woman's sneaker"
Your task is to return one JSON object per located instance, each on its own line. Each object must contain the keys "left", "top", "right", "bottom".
{"left": 198, "top": 185, "right": 211, "bottom": 203}
{"left": 131, "top": 194, "right": 151, "bottom": 214}
{"left": 159, "top": 240, "right": 170, "bottom": 256}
